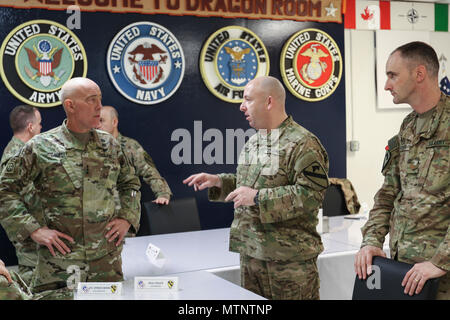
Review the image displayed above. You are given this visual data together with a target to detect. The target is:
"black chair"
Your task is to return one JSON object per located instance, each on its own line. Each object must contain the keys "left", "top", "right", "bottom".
{"left": 137, "top": 197, "right": 201, "bottom": 236}
{"left": 352, "top": 256, "right": 441, "bottom": 300}
{"left": 322, "top": 184, "right": 350, "bottom": 216}
{"left": 0, "top": 225, "right": 18, "bottom": 266}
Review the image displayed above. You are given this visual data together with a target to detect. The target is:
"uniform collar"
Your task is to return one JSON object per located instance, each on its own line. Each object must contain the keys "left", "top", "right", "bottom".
{"left": 11, "top": 136, "right": 25, "bottom": 146}
{"left": 415, "top": 93, "right": 448, "bottom": 139}
{"left": 61, "top": 119, "right": 102, "bottom": 150}
{"left": 276, "top": 115, "right": 293, "bottom": 131}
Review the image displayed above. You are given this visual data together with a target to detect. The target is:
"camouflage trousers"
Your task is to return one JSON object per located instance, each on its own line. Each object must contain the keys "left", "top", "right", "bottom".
{"left": 31, "top": 249, "right": 124, "bottom": 299}
{"left": 18, "top": 264, "right": 34, "bottom": 286}
{"left": 240, "top": 255, "right": 320, "bottom": 300}
{"left": 0, "top": 270, "right": 73, "bottom": 300}
{"left": 0, "top": 270, "right": 33, "bottom": 300}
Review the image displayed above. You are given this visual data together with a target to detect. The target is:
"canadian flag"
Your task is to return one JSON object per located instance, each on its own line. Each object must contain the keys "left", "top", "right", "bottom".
{"left": 345, "top": 0, "right": 390, "bottom": 30}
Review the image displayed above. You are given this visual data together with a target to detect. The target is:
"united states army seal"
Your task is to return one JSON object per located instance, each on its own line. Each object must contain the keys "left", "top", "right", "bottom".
{"left": 0, "top": 20, "right": 87, "bottom": 107}
{"left": 106, "top": 22, "right": 185, "bottom": 105}
{"left": 200, "top": 26, "right": 269, "bottom": 104}
{"left": 280, "top": 28, "right": 342, "bottom": 102}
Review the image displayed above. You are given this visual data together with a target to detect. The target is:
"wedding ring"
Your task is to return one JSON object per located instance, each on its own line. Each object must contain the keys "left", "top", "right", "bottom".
{"left": 414, "top": 278, "right": 419, "bottom": 282}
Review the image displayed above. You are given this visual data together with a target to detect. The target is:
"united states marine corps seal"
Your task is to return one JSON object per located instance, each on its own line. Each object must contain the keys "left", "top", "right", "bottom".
{"left": 106, "top": 22, "right": 185, "bottom": 105}
{"left": 280, "top": 28, "right": 342, "bottom": 102}
{"left": 200, "top": 26, "right": 269, "bottom": 104}
{"left": 0, "top": 20, "right": 87, "bottom": 108}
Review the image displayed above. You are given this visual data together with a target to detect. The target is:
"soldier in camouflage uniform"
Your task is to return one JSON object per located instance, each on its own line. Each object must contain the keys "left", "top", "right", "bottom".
{"left": 98, "top": 106, "right": 172, "bottom": 205}
{"left": 0, "top": 105, "right": 42, "bottom": 285}
{"left": 184, "top": 76, "right": 329, "bottom": 300}
{"left": 355, "top": 42, "right": 449, "bottom": 299}
{"left": 0, "top": 78, "right": 141, "bottom": 300}
{"left": 0, "top": 258, "right": 33, "bottom": 300}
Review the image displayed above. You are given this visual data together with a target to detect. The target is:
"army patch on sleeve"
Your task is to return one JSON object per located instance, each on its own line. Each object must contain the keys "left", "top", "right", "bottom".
{"left": 382, "top": 146, "right": 391, "bottom": 173}
{"left": 303, "top": 161, "right": 328, "bottom": 189}
{"left": 5, "top": 158, "right": 17, "bottom": 173}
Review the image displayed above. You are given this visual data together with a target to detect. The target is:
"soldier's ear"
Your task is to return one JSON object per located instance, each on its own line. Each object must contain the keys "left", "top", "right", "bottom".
{"left": 26, "top": 121, "right": 34, "bottom": 134}
{"left": 415, "top": 65, "right": 426, "bottom": 83}
{"left": 64, "top": 99, "right": 76, "bottom": 114}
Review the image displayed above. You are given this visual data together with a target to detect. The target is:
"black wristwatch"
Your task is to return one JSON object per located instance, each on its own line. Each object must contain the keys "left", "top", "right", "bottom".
{"left": 253, "top": 190, "right": 259, "bottom": 206}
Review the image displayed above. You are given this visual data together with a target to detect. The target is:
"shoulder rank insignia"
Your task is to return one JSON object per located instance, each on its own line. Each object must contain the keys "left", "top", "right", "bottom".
{"left": 303, "top": 161, "right": 328, "bottom": 189}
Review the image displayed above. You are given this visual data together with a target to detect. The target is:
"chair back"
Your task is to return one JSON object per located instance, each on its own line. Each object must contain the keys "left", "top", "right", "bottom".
{"left": 352, "top": 256, "right": 441, "bottom": 300}
{"left": 322, "top": 184, "right": 350, "bottom": 216}
{"left": 137, "top": 197, "right": 201, "bottom": 236}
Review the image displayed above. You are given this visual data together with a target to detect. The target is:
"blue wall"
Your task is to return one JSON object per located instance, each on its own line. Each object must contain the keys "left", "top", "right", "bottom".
{"left": 0, "top": 7, "right": 346, "bottom": 234}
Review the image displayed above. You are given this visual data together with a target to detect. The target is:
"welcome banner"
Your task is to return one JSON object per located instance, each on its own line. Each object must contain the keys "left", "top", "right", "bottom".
{"left": 0, "top": 0, "right": 343, "bottom": 23}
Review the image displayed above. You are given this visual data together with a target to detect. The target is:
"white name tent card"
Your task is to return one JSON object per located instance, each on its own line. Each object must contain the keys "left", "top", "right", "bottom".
{"left": 134, "top": 276, "right": 179, "bottom": 291}
{"left": 77, "top": 282, "right": 122, "bottom": 295}
{"left": 146, "top": 242, "right": 166, "bottom": 268}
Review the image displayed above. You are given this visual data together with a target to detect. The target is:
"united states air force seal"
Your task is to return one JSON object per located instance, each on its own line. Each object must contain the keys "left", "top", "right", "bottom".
{"left": 0, "top": 20, "right": 87, "bottom": 108}
{"left": 200, "top": 26, "right": 269, "bottom": 104}
{"left": 280, "top": 28, "right": 342, "bottom": 102}
{"left": 106, "top": 22, "right": 185, "bottom": 105}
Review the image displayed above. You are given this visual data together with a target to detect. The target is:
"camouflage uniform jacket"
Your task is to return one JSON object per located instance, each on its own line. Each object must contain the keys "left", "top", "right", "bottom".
{"left": 209, "top": 116, "right": 329, "bottom": 261}
{"left": 0, "top": 137, "right": 37, "bottom": 268}
{"left": 0, "top": 120, "right": 141, "bottom": 262}
{"left": 118, "top": 133, "right": 172, "bottom": 199}
{"left": 362, "top": 93, "right": 449, "bottom": 271}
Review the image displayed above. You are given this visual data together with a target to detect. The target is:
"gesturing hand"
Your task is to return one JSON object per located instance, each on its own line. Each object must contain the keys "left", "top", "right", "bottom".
{"left": 224, "top": 186, "right": 258, "bottom": 209}
{"left": 183, "top": 173, "right": 222, "bottom": 191}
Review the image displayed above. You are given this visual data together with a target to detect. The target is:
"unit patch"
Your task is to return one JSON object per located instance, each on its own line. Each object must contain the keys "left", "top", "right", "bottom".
{"left": 106, "top": 22, "right": 185, "bottom": 105}
{"left": 0, "top": 19, "right": 87, "bottom": 107}
{"left": 280, "top": 28, "right": 342, "bottom": 102}
{"left": 303, "top": 161, "right": 329, "bottom": 189}
{"left": 200, "top": 26, "right": 269, "bottom": 104}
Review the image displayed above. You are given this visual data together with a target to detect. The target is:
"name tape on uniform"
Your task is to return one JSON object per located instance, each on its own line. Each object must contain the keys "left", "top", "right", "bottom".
{"left": 134, "top": 276, "right": 179, "bottom": 291}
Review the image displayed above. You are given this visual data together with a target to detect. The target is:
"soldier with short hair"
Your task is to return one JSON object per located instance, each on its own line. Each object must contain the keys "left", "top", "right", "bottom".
{"left": 0, "top": 105, "right": 42, "bottom": 285}
{"left": 184, "top": 76, "right": 329, "bottom": 300}
{"left": 0, "top": 77, "right": 141, "bottom": 299}
{"left": 98, "top": 105, "right": 172, "bottom": 205}
{"left": 354, "top": 41, "right": 449, "bottom": 299}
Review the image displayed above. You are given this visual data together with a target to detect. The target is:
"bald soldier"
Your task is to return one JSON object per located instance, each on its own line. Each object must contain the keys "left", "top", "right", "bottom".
{"left": 98, "top": 106, "right": 172, "bottom": 205}
{"left": 184, "top": 76, "right": 329, "bottom": 300}
{"left": 0, "top": 77, "right": 141, "bottom": 299}
{"left": 0, "top": 105, "right": 42, "bottom": 284}
{"left": 355, "top": 42, "right": 449, "bottom": 299}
